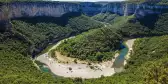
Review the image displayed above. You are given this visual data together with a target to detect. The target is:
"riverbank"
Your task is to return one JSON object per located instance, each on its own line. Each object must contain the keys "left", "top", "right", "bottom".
{"left": 36, "top": 52, "right": 118, "bottom": 78}
{"left": 35, "top": 37, "right": 136, "bottom": 78}
{"left": 124, "top": 39, "right": 136, "bottom": 65}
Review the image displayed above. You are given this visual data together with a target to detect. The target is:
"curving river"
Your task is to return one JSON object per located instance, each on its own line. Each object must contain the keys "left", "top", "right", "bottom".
{"left": 113, "top": 43, "right": 129, "bottom": 72}
{"left": 35, "top": 37, "right": 136, "bottom": 78}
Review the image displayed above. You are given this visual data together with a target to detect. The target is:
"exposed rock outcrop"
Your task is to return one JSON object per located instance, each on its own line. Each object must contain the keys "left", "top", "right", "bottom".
{"left": 0, "top": 2, "right": 168, "bottom": 20}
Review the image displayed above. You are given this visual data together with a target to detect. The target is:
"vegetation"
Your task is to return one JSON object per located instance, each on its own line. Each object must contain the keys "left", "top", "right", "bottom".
{"left": 92, "top": 13, "right": 118, "bottom": 23}
{"left": 93, "top": 12, "right": 168, "bottom": 37}
{"left": 0, "top": 14, "right": 103, "bottom": 83}
{"left": 92, "top": 13, "right": 135, "bottom": 29}
{"left": 92, "top": 13, "right": 147, "bottom": 37}
{"left": 67, "top": 15, "right": 103, "bottom": 33}
{"left": 92, "top": 13, "right": 134, "bottom": 25}
{"left": 56, "top": 28, "right": 122, "bottom": 62}
{"left": 56, "top": 12, "right": 168, "bottom": 62}
{"left": 50, "top": 11, "right": 168, "bottom": 83}
{"left": 11, "top": 15, "right": 103, "bottom": 56}
{"left": 120, "top": 13, "right": 168, "bottom": 37}
{"left": 54, "top": 14, "right": 136, "bottom": 62}
{"left": 158, "top": 0, "right": 168, "bottom": 5}
{"left": 12, "top": 20, "right": 72, "bottom": 46}
{"left": 153, "top": 13, "right": 168, "bottom": 34}
{"left": 0, "top": 33, "right": 75, "bottom": 84}
{"left": 82, "top": 35, "right": 168, "bottom": 84}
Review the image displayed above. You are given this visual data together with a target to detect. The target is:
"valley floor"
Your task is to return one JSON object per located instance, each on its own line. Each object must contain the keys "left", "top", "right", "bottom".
{"left": 124, "top": 39, "right": 136, "bottom": 65}
{"left": 36, "top": 37, "right": 136, "bottom": 78}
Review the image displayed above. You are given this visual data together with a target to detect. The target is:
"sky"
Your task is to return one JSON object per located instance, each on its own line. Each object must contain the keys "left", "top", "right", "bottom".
{"left": 51, "top": 0, "right": 125, "bottom": 2}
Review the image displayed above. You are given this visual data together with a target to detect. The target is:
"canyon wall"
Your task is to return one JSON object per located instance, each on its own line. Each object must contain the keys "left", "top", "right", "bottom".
{"left": 0, "top": 2, "right": 168, "bottom": 20}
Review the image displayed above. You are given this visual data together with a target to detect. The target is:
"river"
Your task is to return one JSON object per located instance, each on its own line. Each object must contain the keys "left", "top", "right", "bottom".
{"left": 113, "top": 43, "right": 129, "bottom": 72}
{"left": 35, "top": 37, "right": 136, "bottom": 78}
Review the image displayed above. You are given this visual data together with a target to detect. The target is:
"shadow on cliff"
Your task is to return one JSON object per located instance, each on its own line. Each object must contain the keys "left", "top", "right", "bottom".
{"left": 137, "top": 14, "right": 159, "bottom": 29}
{"left": 11, "top": 12, "right": 81, "bottom": 26}
{"left": 137, "top": 8, "right": 168, "bottom": 29}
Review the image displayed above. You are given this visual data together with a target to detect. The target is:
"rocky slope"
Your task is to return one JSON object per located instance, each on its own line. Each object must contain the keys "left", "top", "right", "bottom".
{"left": 0, "top": 2, "right": 168, "bottom": 20}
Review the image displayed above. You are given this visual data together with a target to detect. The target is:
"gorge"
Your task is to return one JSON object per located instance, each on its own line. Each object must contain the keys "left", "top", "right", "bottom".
{"left": 1, "top": 0, "right": 168, "bottom": 84}
{"left": 1, "top": 1, "right": 168, "bottom": 57}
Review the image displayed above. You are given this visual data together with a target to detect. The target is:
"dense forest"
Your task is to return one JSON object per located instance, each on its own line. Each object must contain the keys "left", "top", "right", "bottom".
{"left": 92, "top": 12, "right": 168, "bottom": 37}
{"left": 119, "top": 13, "right": 168, "bottom": 37}
{"left": 0, "top": 38, "right": 74, "bottom": 83}
{"left": 0, "top": 25, "right": 73, "bottom": 83}
{"left": 92, "top": 13, "right": 119, "bottom": 23}
{"left": 11, "top": 15, "right": 103, "bottom": 56}
{"left": 83, "top": 35, "right": 168, "bottom": 84}
{"left": 56, "top": 28, "right": 122, "bottom": 62}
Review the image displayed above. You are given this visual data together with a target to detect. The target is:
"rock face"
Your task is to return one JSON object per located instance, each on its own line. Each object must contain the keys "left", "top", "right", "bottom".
{"left": 0, "top": 2, "right": 80, "bottom": 20}
{"left": 0, "top": 2, "right": 168, "bottom": 20}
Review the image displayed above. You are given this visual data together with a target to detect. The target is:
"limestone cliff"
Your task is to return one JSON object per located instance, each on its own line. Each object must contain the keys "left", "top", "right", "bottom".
{"left": 0, "top": 2, "right": 168, "bottom": 20}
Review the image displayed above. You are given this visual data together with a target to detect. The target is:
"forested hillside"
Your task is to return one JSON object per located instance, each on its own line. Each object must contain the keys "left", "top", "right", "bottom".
{"left": 92, "top": 13, "right": 118, "bottom": 23}
{"left": 93, "top": 12, "right": 168, "bottom": 37}
{"left": 120, "top": 13, "right": 168, "bottom": 37}
{"left": 0, "top": 26, "right": 75, "bottom": 83}
{"left": 0, "top": 39, "right": 73, "bottom": 83}
{"left": 83, "top": 35, "right": 168, "bottom": 84}
{"left": 11, "top": 15, "right": 103, "bottom": 56}
{"left": 56, "top": 28, "right": 122, "bottom": 62}
{"left": 0, "top": 15, "right": 103, "bottom": 83}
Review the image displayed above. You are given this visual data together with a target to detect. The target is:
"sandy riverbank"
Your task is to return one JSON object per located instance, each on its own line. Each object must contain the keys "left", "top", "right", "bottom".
{"left": 36, "top": 53, "right": 118, "bottom": 78}
{"left": 124, "top": 39, "right": 136, "bottom": 65}
{"left": 36, "top": 37, "right": 136, "bottom": 78}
